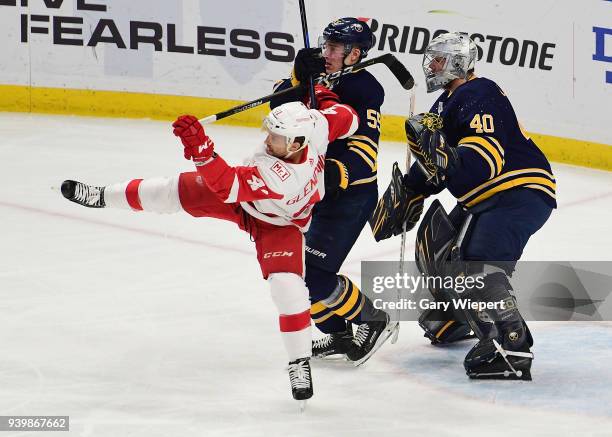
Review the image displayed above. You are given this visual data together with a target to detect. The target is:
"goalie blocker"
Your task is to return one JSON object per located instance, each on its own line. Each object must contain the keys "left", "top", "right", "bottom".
{"left": 369, "top": 162, "right": 424, "bottom": 241}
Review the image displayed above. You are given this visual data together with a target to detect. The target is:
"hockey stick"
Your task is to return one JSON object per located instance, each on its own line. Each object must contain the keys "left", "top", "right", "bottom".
{"left": 390, "top": 86, "right": 417, "bottom": 344}
{"left": 297, "top": 0, "right": 317, "bottom": 110}
{"left": 399, "top": 89, "right": 416, "bottom": 265}
{"left": 198, "top": 54, "right": 414, "bottom": 124}
{"left": 322, "top": 53, "right": 414, "bottom": 90}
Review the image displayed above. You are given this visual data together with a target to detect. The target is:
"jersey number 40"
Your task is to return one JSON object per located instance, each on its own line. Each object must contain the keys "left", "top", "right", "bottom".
{"left": 470, "top": 114, "right": 495, "bottom": 133}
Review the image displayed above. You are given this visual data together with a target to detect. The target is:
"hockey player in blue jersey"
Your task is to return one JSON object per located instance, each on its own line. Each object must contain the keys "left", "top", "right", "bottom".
{"left": 372, "top": 32, "right": 555, "bottom": 379}
{"left": 271, "top": 18, "right": 396, "bottom": 364}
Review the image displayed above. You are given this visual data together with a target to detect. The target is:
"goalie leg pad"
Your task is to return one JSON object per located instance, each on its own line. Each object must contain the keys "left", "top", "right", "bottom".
{"left": 462, "top": 271, "right": 534, "bottom": 380}
{"left": 413, "top": 201, "right": 493, "bottom": 347}
{"left": 418, "top": 308, "right": 475, "bottom": 345}
{"left": 414, "top": 199, "right": 457, "bottom": 284}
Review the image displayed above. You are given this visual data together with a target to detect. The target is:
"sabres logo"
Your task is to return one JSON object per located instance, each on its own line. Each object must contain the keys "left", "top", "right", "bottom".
{"left": 352, "top": 23, "right": 363, "bottom": 32}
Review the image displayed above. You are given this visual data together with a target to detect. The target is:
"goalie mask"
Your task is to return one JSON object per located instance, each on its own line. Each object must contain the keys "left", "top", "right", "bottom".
{"left": 423, "top": 32, "right": 477, "bottom": 93}
{"left": 263, "top": 101, "right": 317, "bottom": 157}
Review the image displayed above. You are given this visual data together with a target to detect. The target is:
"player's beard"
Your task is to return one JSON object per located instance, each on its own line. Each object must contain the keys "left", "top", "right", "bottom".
{"left": 264, "top": 141, "right": 286, "bottom": 159}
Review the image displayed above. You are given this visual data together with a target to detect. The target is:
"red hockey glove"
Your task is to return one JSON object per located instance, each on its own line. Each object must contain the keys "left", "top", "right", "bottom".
{"left": 172, "top": 115, "right": 215, "bottom": 162}
{"left": 313, "top": 84, "right": 340, "bottom": 110}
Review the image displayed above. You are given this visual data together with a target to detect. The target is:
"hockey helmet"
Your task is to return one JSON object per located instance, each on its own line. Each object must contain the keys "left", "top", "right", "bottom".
{"left": 423, "top": 32, "right": 477, "bottom": 93}
{"left": 263, "top": 101, "right": 317, "bottom": 155}
{"left": 319, "top": 17, "right": 374, "bottom": 59}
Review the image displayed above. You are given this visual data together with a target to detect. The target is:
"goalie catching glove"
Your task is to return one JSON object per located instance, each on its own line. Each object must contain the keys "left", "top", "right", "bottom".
{"left": 369, "top": 162, "right": 425, "bottom": 242}
{"left": 405, "top": 113, "right": 457, "bottom": 187}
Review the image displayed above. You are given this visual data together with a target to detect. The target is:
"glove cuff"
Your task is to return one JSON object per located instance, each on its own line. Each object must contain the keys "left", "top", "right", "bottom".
{"left": 290, "top": 68, "right": 300, "bottom": 87}
{"left": 444, "top": 147, "right": 459, "bottom": 176}
{"left": 194, "top": 152, "right": 218, "bottom": 167}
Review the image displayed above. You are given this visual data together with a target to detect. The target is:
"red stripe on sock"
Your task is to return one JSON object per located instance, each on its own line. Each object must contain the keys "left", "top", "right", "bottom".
{"left": 279, "top": 309, "right": 311, "bottom": 332}
{"left": 125, "top": 179, "right": 143, "bottom": 211}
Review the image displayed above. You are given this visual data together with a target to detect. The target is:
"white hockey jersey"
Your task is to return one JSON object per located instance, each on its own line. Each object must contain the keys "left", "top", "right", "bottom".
{"left": 195, "top": 103, "right": 358, "bottom": 231}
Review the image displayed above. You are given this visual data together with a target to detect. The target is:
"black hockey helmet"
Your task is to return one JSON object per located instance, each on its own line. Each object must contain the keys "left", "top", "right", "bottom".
{"left": 320, "top": 17, "right": 374, "bottom": 59}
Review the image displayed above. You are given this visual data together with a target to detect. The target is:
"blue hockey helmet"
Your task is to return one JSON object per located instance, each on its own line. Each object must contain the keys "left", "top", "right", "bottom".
{"left": 320, "top": 17, "right": 374, "bottom": 59}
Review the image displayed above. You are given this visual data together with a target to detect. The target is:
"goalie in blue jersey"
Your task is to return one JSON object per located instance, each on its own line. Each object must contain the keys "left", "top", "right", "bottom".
{"left": 372, "top": 32, "right": 556, "bottom": 380}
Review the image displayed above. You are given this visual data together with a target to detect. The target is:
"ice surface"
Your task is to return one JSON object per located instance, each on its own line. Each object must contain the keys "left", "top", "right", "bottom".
{"left": 0, "top": 114, "right": 611, "bottom": 436}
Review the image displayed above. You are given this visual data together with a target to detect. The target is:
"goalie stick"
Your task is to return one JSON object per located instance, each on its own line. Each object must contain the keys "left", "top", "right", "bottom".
{"left": 198, "top": 54, "right": 415, "bottom": 124}
{"left": 389, "top": 85, "right": 417, "bottom": 344}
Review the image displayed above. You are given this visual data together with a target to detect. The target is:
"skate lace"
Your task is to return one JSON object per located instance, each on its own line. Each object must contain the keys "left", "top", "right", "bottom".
{"left": 312, "top": 335, "right": 333, "bottom": 350}
{"left": 74, "top": 183, "right": 100, "bottom": 206}
{"left": 353, "top": 324, "right": 370, "bottom": 347}
{"left": 287, "top": 361, "right": 311, "bottom": 389}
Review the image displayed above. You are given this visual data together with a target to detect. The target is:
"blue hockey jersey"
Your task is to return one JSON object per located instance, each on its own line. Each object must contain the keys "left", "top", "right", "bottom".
{"left": 270, "top": 70, "right": 384, "bottom": 190}
{"left": 409, "top": 77, "right": 556, "bottom": 209}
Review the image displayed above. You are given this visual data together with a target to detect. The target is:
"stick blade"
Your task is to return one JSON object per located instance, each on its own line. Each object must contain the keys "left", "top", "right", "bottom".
{"left": 381, "top": 54, "right": 415, "bottom": 90}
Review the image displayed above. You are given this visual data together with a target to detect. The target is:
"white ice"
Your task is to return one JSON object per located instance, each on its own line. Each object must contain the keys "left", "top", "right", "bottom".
{"left": 1, "top": 113, "right": 611, "bottom": 437}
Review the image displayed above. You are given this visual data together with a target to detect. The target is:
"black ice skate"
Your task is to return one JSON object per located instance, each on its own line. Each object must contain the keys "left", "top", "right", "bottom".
{"left": 347, "top": 316, "right": 399, "bottom": 367}
{"left": 464, "top": 337, "right": 533, "bottom": 381}
{"left": 311, "top": 322, "right": 353, "bottom": 359}
{"left": 61, "top": 180, "right": 105, "bottom": 208}
{"left": 287, "top": 357, "right": 313, "bottom": 410}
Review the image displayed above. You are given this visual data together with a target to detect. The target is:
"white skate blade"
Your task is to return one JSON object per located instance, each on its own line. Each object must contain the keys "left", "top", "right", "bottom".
{"left": 354, "top": 322, "right": 399, "bottom": 367}
{"left": 390, "top": 322, "right": 400, "bottom": 344}
{"left": 298, "top": 399, "right": 307, "bottom": 413}
{"left": 312, "top": 353, "right": 348, "bottom": 361}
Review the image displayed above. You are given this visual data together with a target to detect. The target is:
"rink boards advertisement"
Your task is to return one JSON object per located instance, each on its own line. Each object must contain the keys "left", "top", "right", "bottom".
{"left": 0, "top": 0, "right": 611, "bottom": 169}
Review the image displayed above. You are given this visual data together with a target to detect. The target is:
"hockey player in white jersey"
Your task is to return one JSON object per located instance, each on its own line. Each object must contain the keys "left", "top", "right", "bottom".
{"left": 60, "top": 87, "right": 358, "bottom": 406}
